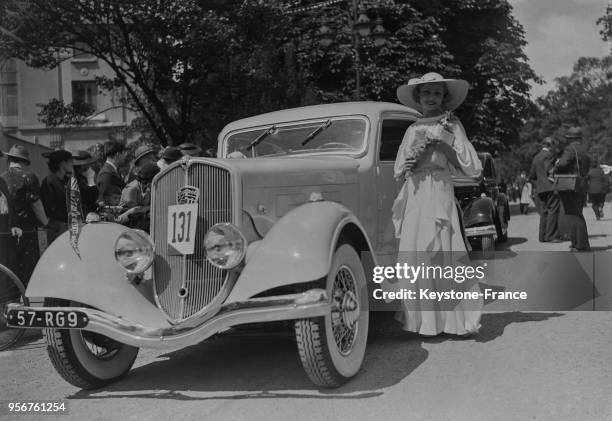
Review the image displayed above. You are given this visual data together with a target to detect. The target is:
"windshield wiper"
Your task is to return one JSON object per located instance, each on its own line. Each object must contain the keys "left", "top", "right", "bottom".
{"left": 300, "top": 120, "right": 332, "bottom": 146}
{"left": 246, "top": 125, "right": 276, "bottom": 151}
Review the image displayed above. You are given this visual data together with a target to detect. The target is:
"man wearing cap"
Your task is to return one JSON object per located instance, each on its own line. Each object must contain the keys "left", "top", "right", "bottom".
{"left": 40, "top": 149, "right": 74, "bottom": 242}
{"left": 117, "top": 162, "right": 159, "bottom": 232}
{"left": 1, "top": 145, "right": 49, "bottom": 285}
{"left": 178, "top": 142, "right": 203, "bottom": 157}
{"left": 529, "top": 136, "right": 561, "bottom": 242}
{"left": 554, "top": 127, "right": 591, "bottom": 251}
{"left": 126, "top": 144, "right": 157, "bottom": 183}
{"left": 97, "top": 140, "right": 126, "bottom": 206}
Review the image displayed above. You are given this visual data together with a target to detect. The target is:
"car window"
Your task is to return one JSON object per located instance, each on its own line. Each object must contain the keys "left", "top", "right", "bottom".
{"left": 379, "top": 119, "right": 414, "bottom": 161}
{"left": 225, "top": 118, "right": 367, "bottom": 158}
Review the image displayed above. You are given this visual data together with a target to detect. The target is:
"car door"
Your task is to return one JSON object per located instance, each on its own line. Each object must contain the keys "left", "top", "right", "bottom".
{"left": 375, "top": 116, "right": 415, "bottom": 266}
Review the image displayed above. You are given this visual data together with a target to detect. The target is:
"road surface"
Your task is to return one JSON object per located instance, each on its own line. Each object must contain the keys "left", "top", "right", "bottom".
{"left": 1, "top": 204, "right": 611, "bottom": 420}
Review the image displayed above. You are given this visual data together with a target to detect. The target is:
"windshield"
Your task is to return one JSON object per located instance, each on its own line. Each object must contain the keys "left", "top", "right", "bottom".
{"left": 224, "top": 118, "right": 367, "bottom": 158}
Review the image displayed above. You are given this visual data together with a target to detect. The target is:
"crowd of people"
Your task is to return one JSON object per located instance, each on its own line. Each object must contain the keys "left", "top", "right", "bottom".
{"left": 0, "top": 140, "right": 208, "bottom": 286}
{"left": 527, "top": 129, "right": 610, "bottom": 252}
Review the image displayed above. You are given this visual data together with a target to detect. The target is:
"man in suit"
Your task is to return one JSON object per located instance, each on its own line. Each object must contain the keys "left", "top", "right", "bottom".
{"left": 555, "top": 127, "right": 591, "bottom": 251}
{"left": 96, "top": 140, "right": 126, "bottom": 207}
{"left": 529, "top": 136, "right": 560, "bottom": 242}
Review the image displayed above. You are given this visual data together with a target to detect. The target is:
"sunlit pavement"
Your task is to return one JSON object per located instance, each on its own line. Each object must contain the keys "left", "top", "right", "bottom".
{"left": 1, "top": 208, "right": 611, "bottom": 421}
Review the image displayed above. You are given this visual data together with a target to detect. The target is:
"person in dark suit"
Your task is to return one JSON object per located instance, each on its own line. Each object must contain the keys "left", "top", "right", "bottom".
{"left": 96, "top": 140, "right": 126, "bottom": 207}
{"left": 554, "top": 127, "right": 591, "bottom": 251}
{"left": 529, "top": 137, "right": 561, "bottom": 242}
{"left": 587, "top": 160, "right": 609, "bottom": 220}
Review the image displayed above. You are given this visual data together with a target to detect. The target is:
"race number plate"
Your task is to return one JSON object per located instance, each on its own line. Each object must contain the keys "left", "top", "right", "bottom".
{"left": 167, "top": 203, "right": 198, "bottom": 255}
{"left": 6, "top": 309, "right": 88, "bottom": 328}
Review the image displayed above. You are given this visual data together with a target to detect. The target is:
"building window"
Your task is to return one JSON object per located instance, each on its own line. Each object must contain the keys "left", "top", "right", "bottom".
{"left": 72, "top": 81, "right": 98, "bottom": 110}
{"left": 0, "top": 60, "right": 18, "bottom": 119}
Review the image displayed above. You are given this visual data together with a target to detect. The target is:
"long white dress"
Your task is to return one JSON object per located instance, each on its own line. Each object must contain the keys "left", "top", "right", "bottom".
{"left": 391, "top": 114, "right": 483, "bottom": 336}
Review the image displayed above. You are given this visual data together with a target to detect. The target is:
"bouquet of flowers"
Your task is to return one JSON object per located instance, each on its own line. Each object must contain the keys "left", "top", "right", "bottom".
{"left": 403, "top": 111, "right": 455, "bottom": 177}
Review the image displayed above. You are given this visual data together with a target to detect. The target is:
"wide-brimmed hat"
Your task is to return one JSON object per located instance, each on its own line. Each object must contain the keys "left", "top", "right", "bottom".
{"left": 564, "top": 127, "right": 582, "bottom": 139}
{"left": 134, "top": 145, "right": 156, "bottom": 165}
{"left": 72, "top": 150, "right": 96, "bottom": 166}
{"left": 178, "top": 142, "right": 202, "bottom": 157}
{"left": 397, "top": 72, "right": 469, "bottom": 113}
{"left": 4, "top": 144, "right": 31, "bottom": 164}
{"left": 162, "top": 146, "right": 183, "bottom": 163}
{"left": 42, "top": 149, "right": 72, "bottom": 163}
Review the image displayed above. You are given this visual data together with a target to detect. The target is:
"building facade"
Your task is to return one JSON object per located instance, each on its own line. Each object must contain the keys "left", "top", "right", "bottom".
{"left": 0, "top": 51, "right": 136, "bottom": 154}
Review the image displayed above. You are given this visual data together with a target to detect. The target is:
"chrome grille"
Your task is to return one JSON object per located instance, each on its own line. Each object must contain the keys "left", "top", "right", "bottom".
{"left": 152, "top": 161, "right": 233, "bottom": 321}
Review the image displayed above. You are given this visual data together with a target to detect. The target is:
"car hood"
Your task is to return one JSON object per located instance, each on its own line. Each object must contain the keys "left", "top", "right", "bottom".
{"left": 220, "top": 156, "right": 360, "bottom": 187}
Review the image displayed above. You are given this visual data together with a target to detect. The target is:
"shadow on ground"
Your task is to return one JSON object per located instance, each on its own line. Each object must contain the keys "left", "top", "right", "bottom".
{"left": 68, "top": 311, "right": 562, "bottom": 401}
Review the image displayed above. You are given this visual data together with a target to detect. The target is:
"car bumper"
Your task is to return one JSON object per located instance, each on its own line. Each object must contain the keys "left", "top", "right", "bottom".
{"left": 4, "top": 289, "right": 329, "bottom": 350}
{"left": 465, "top": 224, "right": 497, "bottom": 237}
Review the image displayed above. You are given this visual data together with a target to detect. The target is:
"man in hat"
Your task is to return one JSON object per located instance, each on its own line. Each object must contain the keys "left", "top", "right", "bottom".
{"left": 126, "top": 144, "right": 157, "bottom": 183}
{"left": 40, "top": 149, "right": 74, "bottom": 242}
{"left": 157, "top": 146, "right": 183, "bottom": 170}
{"left": 529, "top": 136, "right": 561, "bottom": 242}
{"left": 117, "top": 162, "right": 160, "bottom": 232}
{"left": 1, "top": 145, "right": 49, "bottom": 285}
{"left": 554, "top": 127, "right": 591, "bottom": 251}
{"left": 178, "top": 142, "right": 203, "bottom": 157}
{"left": 97, "top": 140, "right": 126, "bottom": 206}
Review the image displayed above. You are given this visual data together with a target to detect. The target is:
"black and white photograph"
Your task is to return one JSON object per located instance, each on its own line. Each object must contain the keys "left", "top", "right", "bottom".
{"left": 0, "top": 0, "right": 611, "bottom": 420}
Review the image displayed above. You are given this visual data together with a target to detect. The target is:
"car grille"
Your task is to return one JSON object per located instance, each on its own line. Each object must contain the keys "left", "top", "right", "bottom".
{"left": 151, "top": 161, "right": 233, "bottom": 322}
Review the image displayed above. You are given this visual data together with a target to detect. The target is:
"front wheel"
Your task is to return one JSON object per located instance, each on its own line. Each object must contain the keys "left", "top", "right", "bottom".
{"left": 44, "top": 299, "right": 138, "bottom": 389}
{"left": 294, "top": 244, "right": 369, "bottom": 388}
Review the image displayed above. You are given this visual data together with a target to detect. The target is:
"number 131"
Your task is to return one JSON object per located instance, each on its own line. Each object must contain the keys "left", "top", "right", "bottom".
{"left": 170, "top": 211, "right": 192, "bottom": 243}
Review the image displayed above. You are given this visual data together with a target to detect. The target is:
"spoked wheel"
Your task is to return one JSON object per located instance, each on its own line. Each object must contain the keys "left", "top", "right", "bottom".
{"left": 44, "top": 298, "right": 138, "bottom": 390}
{"left": 295, "top": 244, "right": 369, "bottom": 387}
{"left": 480, "top": 234, "right": 495, "bottom": 258}
{"left": 0, "top": 263, "right": 28, "bottom": 352}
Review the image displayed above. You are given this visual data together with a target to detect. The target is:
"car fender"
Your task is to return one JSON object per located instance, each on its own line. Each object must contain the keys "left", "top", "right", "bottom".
{"left": 463, "top": 196, "right": 496, "bottom": 228}
{"left": 225, "top": 201, "right": 376, "bottom": 302}
{"left": 26, "top": 223, "right": 171, "bottom": 328}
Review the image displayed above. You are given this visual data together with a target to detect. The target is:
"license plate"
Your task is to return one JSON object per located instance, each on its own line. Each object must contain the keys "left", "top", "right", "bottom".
{"left": 6, "top": 309, "right": 88, "bottom": 328}
{"left": 167, "top": 203, "right": 198, "bottom": 255}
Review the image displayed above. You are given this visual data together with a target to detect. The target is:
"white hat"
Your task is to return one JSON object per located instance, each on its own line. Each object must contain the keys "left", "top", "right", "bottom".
{"left": 397, "top": 72, "right": 469, "bottom": 112}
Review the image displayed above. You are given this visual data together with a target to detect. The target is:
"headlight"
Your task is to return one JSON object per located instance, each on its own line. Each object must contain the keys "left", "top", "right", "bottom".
{"left": 114, "top": 229, "right": 155, "bottom": 273}
{"left": 204, "top": 223, "right": 246, "bottom": 269}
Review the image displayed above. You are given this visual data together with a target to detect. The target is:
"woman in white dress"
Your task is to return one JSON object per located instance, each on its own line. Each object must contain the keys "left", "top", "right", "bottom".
{"left": 392, "top": 72, "right": 483, "bottom": 336}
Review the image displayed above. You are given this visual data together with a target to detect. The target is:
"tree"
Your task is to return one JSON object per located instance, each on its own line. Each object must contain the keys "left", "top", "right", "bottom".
{"left": 0, "top": 0, "right": 293, "bottom": 147}
{"left": 1, "top": 0, "right": 538, "bottom": 153}
{"left": 287, "top": 0, "right": 539, "bottom": 152}
{"left": 510, "top": 56, "right": 612, "bottom": 174}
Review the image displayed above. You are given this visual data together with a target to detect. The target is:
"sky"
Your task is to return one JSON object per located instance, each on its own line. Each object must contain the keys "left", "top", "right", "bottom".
{"left": 508, "top": 0, "right": 611, "bottom": 98}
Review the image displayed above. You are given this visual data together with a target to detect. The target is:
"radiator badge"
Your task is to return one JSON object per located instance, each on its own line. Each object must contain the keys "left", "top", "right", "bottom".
{"left": 177, "top": 185, "right": 200, "bottom": 204}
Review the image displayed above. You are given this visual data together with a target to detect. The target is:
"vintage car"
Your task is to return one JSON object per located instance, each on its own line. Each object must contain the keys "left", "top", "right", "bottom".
{"left": 453, "top": 152, "right": 509, "bottom": 251}
{"left": 4, "top": 102, "right": 479, "bottom": 389}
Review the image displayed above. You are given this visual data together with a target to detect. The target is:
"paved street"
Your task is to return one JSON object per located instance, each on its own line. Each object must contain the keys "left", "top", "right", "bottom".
{"left": 1, "top": 204, "right": 612, "bottom": 421}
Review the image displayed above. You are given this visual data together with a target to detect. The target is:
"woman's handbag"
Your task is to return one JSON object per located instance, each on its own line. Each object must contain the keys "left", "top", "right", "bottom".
{"left": 553, "top": 146, "right": 585, "bottom": 192}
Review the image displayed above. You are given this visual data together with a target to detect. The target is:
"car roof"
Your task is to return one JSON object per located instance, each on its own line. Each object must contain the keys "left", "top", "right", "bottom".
{"left": 218, "top": 101, "right": 421, "bottom": 139}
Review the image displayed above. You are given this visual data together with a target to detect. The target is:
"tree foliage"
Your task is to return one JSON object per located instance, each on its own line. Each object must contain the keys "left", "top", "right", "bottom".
{"left": 498, "top": 56, "right": 612, "bottom": 181}
{"left": 0, "top": 0, "right": 538, "bottom": 153}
